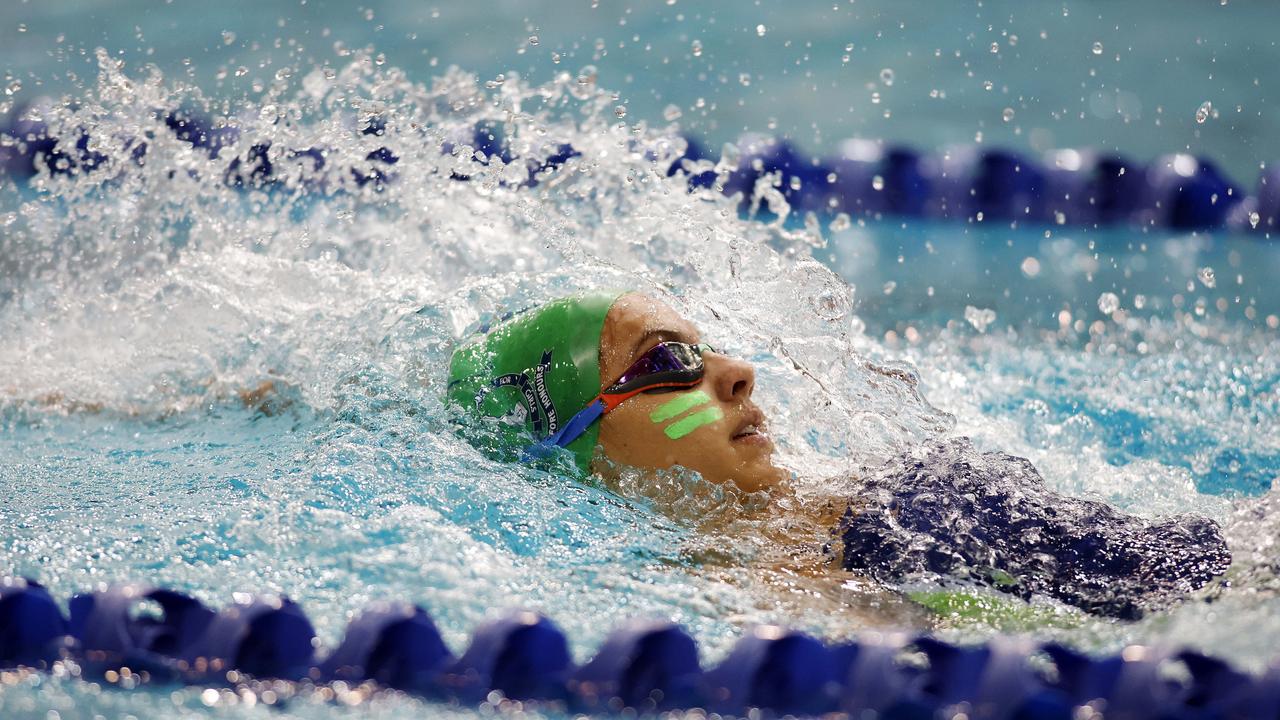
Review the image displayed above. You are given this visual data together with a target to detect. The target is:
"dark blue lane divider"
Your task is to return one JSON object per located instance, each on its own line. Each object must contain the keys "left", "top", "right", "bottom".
{"left": 3, "top": 577, "right": 1279, "bottom": 717}
{"left": 2, "top": 108, "right": 1274, "bottom": 235}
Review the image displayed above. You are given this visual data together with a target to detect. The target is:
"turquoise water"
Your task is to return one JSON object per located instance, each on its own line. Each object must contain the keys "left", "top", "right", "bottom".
{"left": 2, "top": 1, "right": 1280, "bottom": 718}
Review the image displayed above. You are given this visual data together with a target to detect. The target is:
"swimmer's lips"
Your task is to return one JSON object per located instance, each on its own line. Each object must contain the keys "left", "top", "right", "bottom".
{"left": 730, "top": 408, "right": 771, "bottom": 447}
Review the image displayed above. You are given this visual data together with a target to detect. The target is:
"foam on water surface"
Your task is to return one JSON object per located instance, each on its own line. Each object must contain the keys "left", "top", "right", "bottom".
{"left": 0, "top": 45, "right": 1278, "bottom": 717}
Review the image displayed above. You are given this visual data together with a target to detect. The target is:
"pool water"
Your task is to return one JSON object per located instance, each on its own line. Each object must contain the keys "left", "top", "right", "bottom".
{"left": 1, "top": 1, "right": 1279, "bottom": 717}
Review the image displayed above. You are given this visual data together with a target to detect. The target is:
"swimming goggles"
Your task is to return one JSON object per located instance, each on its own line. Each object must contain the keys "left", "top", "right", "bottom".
{"left": 524, "top": 341, "right": 715, "bottom": 459}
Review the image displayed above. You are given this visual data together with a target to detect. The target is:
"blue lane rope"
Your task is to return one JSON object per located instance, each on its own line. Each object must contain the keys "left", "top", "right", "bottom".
{"left": 2, "top": 109, "right": 1276, "bottom": 235}
{"left": 2, "top": 578, "right": 1278, "bottom": 717}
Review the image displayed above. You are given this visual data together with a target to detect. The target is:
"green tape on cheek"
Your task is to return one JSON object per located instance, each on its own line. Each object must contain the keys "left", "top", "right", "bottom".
{"left": 663, "top": 407, "right": 724, "bottom": 440}
{"left": 649, "top": 390, "right": 711, "bottom": 423}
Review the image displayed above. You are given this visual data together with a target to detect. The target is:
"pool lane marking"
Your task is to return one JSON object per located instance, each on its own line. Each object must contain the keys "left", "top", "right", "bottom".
{"left": 649, "top": 390, "right": 712, "bottom": 424}
{"left": 664, "top": 407, "right": 724, "bottom": 440}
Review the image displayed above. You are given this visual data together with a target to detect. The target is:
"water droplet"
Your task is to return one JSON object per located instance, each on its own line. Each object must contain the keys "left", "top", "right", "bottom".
{"left": 17, "top": 24, "right": 27, "bottom": 33}
{"left": 1020, "top": 256, "right": 1041, "bottom": 277}
{"left": 1196, "top": 100, "right": 1213, "bottom": 124}
{"left": 879, "top": 68, "right": 894, "bottom": 86}
{"left": 485, "top": 73, "right": 506, "bottom": 89}
{"left": 883, "top": 281, "right": 897, "bottom": 295}
{"left": 614, "top": 105, "right": 627, "bottom": 118}
{"left": 1249, "top": 211, "right": 1261, "bottom": 229}
{"left": 1002, "top": 107, "right": 1015, "bottom": 122}
{"left": 1097, "top": 292, "right": 1120, "bottom": 315}
{"left": 964, "top": 305, "right": 997, "bottom": 333}
{"left": 528, "top": 35, "right": 539, "bottom": 46}
{"left": 551, "top": 52, "right": 561, "bottom": 64}
{"left": 756, "top": 24, "right": 767, "bottom": 37}
{"left": 1198, "top": 266, "right": 1217, "bottom": 288}
{"left": 221, "top": 30, "right": 236, "bottom": 45}
{"left": 870, "top": 91, "right": 881, "bottom": 104}
{"left": 871, "top": 175, "right": 885, "bottom": 191}
{"left": 1092, "top": 41, "right": 1103, "bottom": 55}
{"left": 234, "top": 66, "right": 249, "bottom": 77}
{"left": 738, "top": 72, "right": 751, "bottom": 87}
{"left": 990, "top": 42, "right": 1000, "bottom": 53}
{"left": 1134, "top": 294, "right": 1147, "bottom": 309}
{"left": 829, "top": 213, "right": 851, "bottom": 232}
{"left": 274, "top": 67, "right": 293, "bottom": 81}
{"left": 4, "top": 78, "right": 20, "bottom": 96}
{"left": 983, "top": 80, "right": 994, "bottom": 91}
{"left": 691, "top": 39, "right": 703, "bottom": 57}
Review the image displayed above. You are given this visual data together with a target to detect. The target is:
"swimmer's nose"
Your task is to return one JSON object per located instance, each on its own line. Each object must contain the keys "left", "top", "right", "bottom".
{"left": 706, "top": 351, "right": 755, "bottom": 401}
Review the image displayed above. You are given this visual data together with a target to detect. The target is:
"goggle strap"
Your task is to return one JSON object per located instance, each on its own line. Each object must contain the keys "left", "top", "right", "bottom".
{"left": 521, "top": 398, "right": 607, "bottom": 461}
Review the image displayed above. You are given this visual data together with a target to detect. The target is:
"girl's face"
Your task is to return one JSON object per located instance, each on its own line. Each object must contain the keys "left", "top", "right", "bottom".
{"left": 592, "top": 293, "right": 787, "bottom": 493}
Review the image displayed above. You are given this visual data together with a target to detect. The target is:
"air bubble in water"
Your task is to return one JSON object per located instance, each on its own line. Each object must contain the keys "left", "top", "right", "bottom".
{"left": 4, "top": 78, "right": 20, "bottom": 96}
{"left": 691, "top": 39, "right": 703, "bottom": 57}
{"left": 221, "top": 31, "right": 236, "bottom": 45}
{"left": 1092, "top": 41, "right": 1103, "bottom": 55}
{"left": 17, "top": 23, "right": 27, "bottom": 32}
{"left": 829, "top": 213, "right": 851, "bottom": 232}
{"left": 879, "top": 68, "right": 895, "bottom": 86}
{"left": 964, "top": 306, "right": 997, "bottom": 333}
{"left": 1249, "top": 211, "right": 1261, "bottom": 228}
{"left": 1097, "top": 292, "right": 1120, "bottom": 315}
{"left": 872, "top": 175, "right": 885, "bottom": 191}
{"left": 1196, "top": 101, "right": 1213, "bottom": 124}
{"left": 1020, "top": 256, "right": 1041, "bottom": 277}
{"left": 1198, "top": 266, "right": 1217, "bottom": 288}
{"left": 552, "top": 52, "right": 561, "bottom": 64}
{"left": 528, "top": 35, "right": 539, "bottom": 46}
{"left": 1002, "top": 107, "right": 1015, "bottom": 122}
{"left": 870, "top": 91, "right": 880, "bottom": 104}
{"left": 614, "top": 105, "right": 627, "bottom": 118}
{"left": 739, "top": 73, "right": 751, "bottom": 87}
{"left": 990, "top": 42, "right": 1000, "bottom": 53}
{"left": 756, "top": 24, "right": 767, "bottom": 37}
{"left": 663, "top": 104, "right": 682, "bottom": 121}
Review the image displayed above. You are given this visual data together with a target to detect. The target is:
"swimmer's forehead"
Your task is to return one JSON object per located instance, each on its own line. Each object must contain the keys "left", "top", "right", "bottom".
{"left": 604, "top": 295, "right": 702, "bottom": 363}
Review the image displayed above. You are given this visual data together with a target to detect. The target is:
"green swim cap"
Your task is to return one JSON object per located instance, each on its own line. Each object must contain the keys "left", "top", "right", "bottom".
{"left": 447, "top": 290, "right": 625, "bottom": 474}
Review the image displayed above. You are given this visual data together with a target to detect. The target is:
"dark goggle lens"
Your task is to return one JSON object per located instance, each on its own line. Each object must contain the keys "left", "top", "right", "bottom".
{"left": 609, "top": 342, "right": 706, "bottom": 393}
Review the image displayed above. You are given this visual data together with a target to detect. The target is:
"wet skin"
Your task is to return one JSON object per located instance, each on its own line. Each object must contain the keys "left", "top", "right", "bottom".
{"left": 592, "top": 293, "right": 788, "bottom": 493}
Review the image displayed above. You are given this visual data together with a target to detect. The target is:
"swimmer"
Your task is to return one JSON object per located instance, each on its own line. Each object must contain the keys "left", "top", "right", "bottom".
{"left": 449, "top": 291, "right": 786, "bottom": 493}
{"left": 448, "top": 290, "right": 1231, "bottom": 619}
